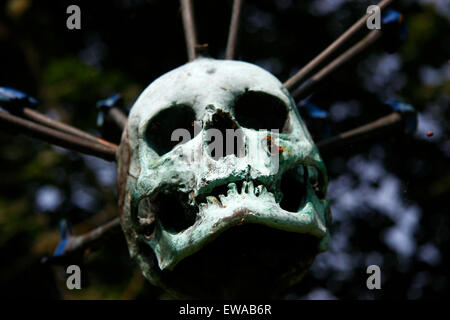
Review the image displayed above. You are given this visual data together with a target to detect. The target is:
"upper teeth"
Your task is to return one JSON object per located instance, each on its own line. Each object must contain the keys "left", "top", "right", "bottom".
{"left": 197, "top": 180, "right": 271, "bottom": 208}
{"left": 227, "top": 182, "right": 238, "bottom": 195}
{"left": 254, "top": 185, "right": 267, "bottom": 196}
{"left": 193, "top": 164, "right": 322, "bottom": 208}
{"left": 206, "top": 196, "right": 222, "bottom": 207}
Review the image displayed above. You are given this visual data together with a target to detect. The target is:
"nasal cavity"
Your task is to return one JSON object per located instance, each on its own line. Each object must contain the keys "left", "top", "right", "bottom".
{"left": 206, "top": 110, "right": 245, "bottom": 160}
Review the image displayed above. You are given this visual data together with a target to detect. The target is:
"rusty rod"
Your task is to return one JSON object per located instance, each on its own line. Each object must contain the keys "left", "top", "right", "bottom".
{"left": 317, "top": 112, "right": 404, "bottom": 155}
{"left": 225, "top": 0, "right": 244, "bottom": 60}
{"left": 284, "top": 0, "right": 393, "bottom": 91}
{"left": 42, "top": 218, "right": 121, "bottom": 264}
{"left": 0, "top": 111, "right": 117, "bottom": 161}
{"left": 59, "top": 218, "right": 121, "bottom": 256}
{"left": 105, "top": 107, "right": 128, "bottom": 131}
{"left": 291, "top": 30, "right": 381, "bottom": 101}
{"left": 181, "top": 0, "right": 198, "bottom": 61}
{"left": 20, "top": 107, "right": 116, "bottom": 146}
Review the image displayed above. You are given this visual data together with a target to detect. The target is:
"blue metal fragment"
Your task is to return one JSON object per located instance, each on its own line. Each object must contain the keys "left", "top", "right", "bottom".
{"left": 385, "top": 100, "right": 417, "bottom": 134}
{"left": 381, "top": 9, "right": 408, "bottom": 53}
{"left": 298, "top": 100, "right": 329, "bottom": 119}
{"left": 53, "top": 219, "right": 73, "bottom": 257}
{"left": 0, "top": 87, "right": 38, "bottom": 113}
{"left": 96, "top": 93, "right": 124, "bottom": 127}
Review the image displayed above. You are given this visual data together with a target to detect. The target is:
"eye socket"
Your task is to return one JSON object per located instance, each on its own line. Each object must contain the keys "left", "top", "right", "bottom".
{"left": 233, "top": 91, "right": 289, "bottom": 133}
{"left": 145, "top": 105, "right": 197, "bottom": 156}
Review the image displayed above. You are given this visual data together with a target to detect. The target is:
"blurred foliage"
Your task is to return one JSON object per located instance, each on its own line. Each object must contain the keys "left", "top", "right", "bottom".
{"left": 0, "top": 0, "right": 448, "bottom": 299}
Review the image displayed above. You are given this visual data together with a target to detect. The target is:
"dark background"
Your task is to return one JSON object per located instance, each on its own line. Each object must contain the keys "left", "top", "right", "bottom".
{"left": 0, "top": 0, "right": 448, "bottom": 299}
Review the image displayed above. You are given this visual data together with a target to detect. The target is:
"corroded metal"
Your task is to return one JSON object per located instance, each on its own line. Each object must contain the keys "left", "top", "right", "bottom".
{"left": 318, "top": 112, "right": 402, "bottom": 155}
{"left": 0, "top": 110, "right": 118, "bottom": 161}
{"left": 283, "top": 0, "right": 394, "bottom": 91}
{"left": 42, "top": 218, "right": 121, "bottom": 264}
{"left": 291, "top": 30, "right": 382, "bottom": 101}
{"left": 118, "top": 58, "right": 331, "bottom": 298}
{"left": 181, "top": 0, "right": 198, "bottom": 61}
{"left": 225, "top": 0, "right": 244, "bottom": 60}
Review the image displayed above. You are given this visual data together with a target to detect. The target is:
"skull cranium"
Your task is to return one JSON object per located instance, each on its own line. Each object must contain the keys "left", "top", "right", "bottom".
{"left": 117, "top": 58, "right": 331, "bottom": 298}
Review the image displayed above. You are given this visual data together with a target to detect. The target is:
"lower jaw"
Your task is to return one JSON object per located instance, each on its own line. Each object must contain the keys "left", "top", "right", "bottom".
{"left": 157, "top": 223, "right": 321, "bottom": 299}
{"left": 150, "top": 190, "right": 327, "bottom": 271}
{"left": 136, "top": 189, "right": 327, "bottom": 298}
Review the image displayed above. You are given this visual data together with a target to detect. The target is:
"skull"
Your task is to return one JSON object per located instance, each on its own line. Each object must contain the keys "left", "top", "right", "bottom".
{"left": 117, "top": 58, "right": 331, "bottom": 298}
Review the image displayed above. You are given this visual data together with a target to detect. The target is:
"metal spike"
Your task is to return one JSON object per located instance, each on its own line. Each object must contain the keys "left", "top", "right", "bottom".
{"left": 225, "top": 0, "right": 244, "bottom": 60}
{"left": 181, "top": 0, "right": 198, "bottom": 61}
{"left": 284, "top": 0, "right": 393, "bottom": 91}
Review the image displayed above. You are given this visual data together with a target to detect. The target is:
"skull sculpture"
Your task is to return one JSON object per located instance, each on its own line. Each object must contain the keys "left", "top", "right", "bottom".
{"left": 117, "top": 58, "right": 331, "bottom": 299}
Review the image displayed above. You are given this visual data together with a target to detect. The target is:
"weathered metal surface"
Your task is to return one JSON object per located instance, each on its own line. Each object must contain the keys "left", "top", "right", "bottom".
{"left": 180, "top": 0, "right": 198, "bottom": 61}
{"left": 0, "top": 110, "right": 118, "bottom": 161}
{"left": 42, "top": 218, "right": 121, "bottom": 264}
{"left": 283, "top": 0, "right": 394, "bottom": 91}
{"left": 118, "top": 58, "right": 331, "bottom": 298}
{"left": 225, "top": 0, "right": 244, "bottom": 60}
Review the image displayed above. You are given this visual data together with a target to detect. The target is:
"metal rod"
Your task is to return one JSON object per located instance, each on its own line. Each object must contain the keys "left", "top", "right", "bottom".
{"left": 0, "top": 111, "right": 118, "bottom": 161}
{"left": 42, "top": 218, "right": 121, "bottom": 264}
{"left": 181, "top": 0, "right": 198, "bottom": 61}
{"left": 105, "top": 107, "right": 128, "bottom": 131}
{"left": 284, "top": 0, "right": 393, "bottom": 90}
{"left": 291, "top": 30, "right": 381, "bottom": 101}
{"left": 225, "top": 0, "right": 244, "bottom": 60}
{"left": 317, "top": 112, "right": 403, "bottom": 155}
{"left": 21, "top": 107, "right": 116, "bottom": 147}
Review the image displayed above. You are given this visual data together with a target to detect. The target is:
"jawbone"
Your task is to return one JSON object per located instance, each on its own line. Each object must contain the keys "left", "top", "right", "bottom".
{"left": 145, "top": 180, "right": 329, "bottom": 271}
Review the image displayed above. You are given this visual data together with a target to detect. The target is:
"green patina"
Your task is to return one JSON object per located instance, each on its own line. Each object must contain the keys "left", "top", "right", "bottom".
{"left": 118, "top": 58, "right": 331, "bottom": 298}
